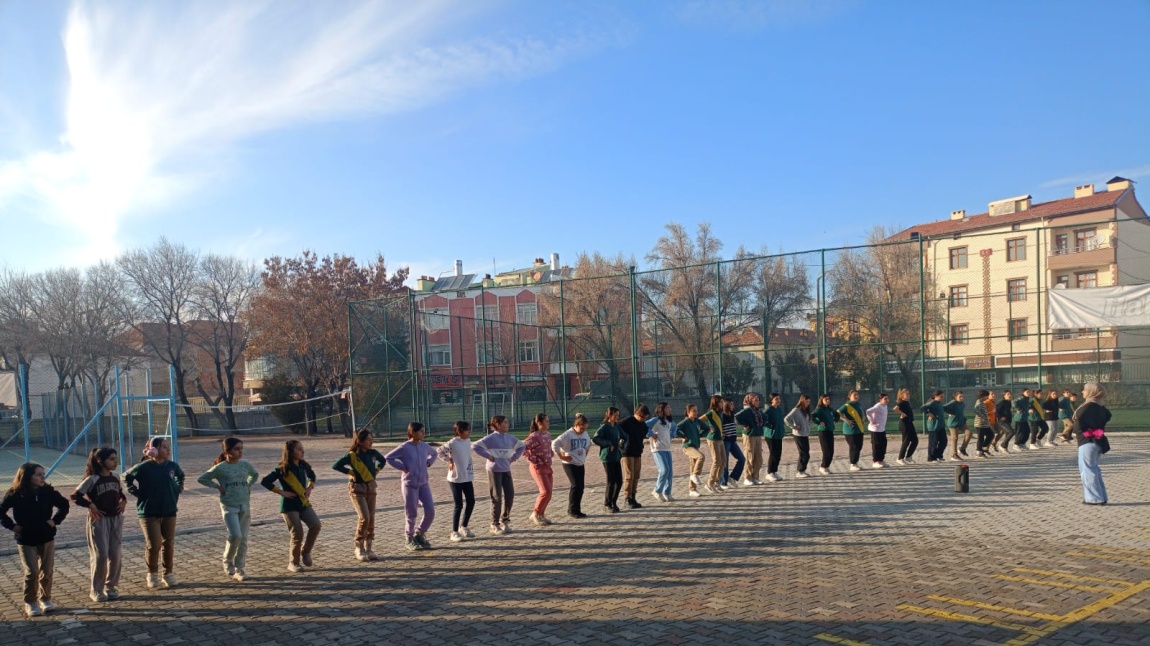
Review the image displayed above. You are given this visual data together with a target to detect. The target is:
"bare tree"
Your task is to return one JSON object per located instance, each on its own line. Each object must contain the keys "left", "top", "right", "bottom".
{"left": 539, "top": 252, "right": 636, "bottom": 411}
{"left": 77, "top": 262, "right": 135, "bottom": 412}
{"left": 639, "top": 223, "right": 753, "bottom": 401}
{"left": 118, "top": 238, "right": 202, "bottom": 434}
{"left": 30, "top": 268, "right": 84, "bottom": 392}
{"left": 190, "top": 254, "right": 260, "bottom": 430}
{"left": 0, "top": 269, "right": 39, "bottom": 409}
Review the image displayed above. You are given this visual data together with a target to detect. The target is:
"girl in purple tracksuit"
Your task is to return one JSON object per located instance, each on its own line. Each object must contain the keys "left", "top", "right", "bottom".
{"left": 385, "top": 422, "right": 438, "bottom": 552}
{"left": 472, "top": 415, "right": 525, "bottom": 535}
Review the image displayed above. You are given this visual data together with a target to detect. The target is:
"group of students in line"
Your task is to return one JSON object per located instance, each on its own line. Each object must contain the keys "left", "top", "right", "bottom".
{"left": 0, "top": 382, "right": 1114, "bottom": 619}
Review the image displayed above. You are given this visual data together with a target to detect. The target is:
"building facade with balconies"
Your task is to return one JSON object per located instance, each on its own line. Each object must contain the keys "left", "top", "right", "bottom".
{"left": 892, "top": 176, "right": 1149, "bottom": 387}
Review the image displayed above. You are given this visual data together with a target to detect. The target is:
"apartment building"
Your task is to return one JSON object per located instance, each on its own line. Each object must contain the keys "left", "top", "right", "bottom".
{"left": 893, "top": 176, "right": 1149, "bottom": 386}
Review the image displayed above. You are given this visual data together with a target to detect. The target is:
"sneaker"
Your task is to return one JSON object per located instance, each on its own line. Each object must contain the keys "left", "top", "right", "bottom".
{"left": 302, "top": 552, "right": 315, "bottom": 567}
{"left": 903, "top": 457, "right": 915, "bottom": 464}
{"left": 224, "top": 563, "right": 236, "bottom": 576}
{"left": 365, "top": 545, "right": 379, "bottom": 561}
{"left": 90, "top": 590, "right": 108, "bottom": 603}
{"left": 405, "top": 538, "right": 421, "bottom": 552}
{"left": 651, "top": 490, "right": 664, "bottom": 502}
{"left": 872, "top": 461, "right": 885, "bottom": 469}
{"left": 23, "top": 602, "right": 40, "bottom": 617}
{"left": 462, "top": 527, "right": 475, "bottom": 538}
{"left": 415, "top": 531, "right": 432, "bottom": 549}
{"left": 796, "top": 471, "right": 810, "bottom": 479}
{"left": 1028, "top": 443, "right": 1038, "bottom": 450}
{"left": 288, "top": 562, "right": 302, "bottom": 572}
{"left": 355, "top": 546, "right": 368, "bottom": 562}
{"left": 604, "top": 505, "right": 618, "bottom": 514}
{"left": 233, "top": 570, "right": 247, "bottom": 582}
{"left": 818, "top": 466, "right": 830, "bottom": 476}
{"left": 718, "top": 484, "right": 731, "bottom": 491}
{"left": 726, "top": 480, "right": 738, "bottom": 488}
{"left": 959, "top": 448, "right": 969, "bottom": 457}
{"left": 146, "top": 573, "right": 161, "bottom": 589}
{"left": 689, "top": 490, "right": 701, "bottom": 497}
{"left": 976, "top": 451, "right": 987, "bottom": 458}
{"left": 38, "top": 600, "right": 56, "bottom": 613}
{"left": 569, "top": 512, "right": 587, "bottom": 519}
{"left": 530, "top": 512, "right": 546, "bottom": 526}
{"left": 105, "top": 587, "right": 119, "bottom": 600}
{"left": 849, "top": 464, "right": 861, "bottom": 472}
{"left": 689, "top": 474, "right": 701, "bottom": 485}
{"left": 626, "top": 499, "right": 643, "bottom": 509}
{"left": 450, "top": 531, "right": 464, "bottom": 542}
{"left": 926, "top": 459, "right": 939, "bottom": 463}
{"left": 161, "top": 574, "right": 177, "bottom": 589}
{"left": 742, "top": 478, "right": 755, "bottom": 486}
{"left": 947, "top": 455, "right": 962, "bottom": 462}
{"left": 664, "top": 493, "right": 675, "bottom": 502}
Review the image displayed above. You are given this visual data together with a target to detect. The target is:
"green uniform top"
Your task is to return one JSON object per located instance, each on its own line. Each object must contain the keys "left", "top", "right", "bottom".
{"left": 196, "top": 460, "right": 259, "bottom": 507}
{"left": 812, "top": 405, "right": 839, "bottom": 432}
{"left": 592, "top": 423, "right": 623, "bottom": 462}
{"left": 837, "top": 401, "right": 865, "bottom": 435}
{"left": 942, "top": 400, "right": 967, "bottom": 428}
{"left": 920, "top": 400, "right": 945, "bottom": 433}
{"left": 124, "top": 459, "right": 185, "bottom": 518}
{"left": 763, "top": 405, "right": 786, "bottom": 440}
{"left": 675, "top": 417, "right": 708, "bottom": 449}
{"left": 734, "top": 406, "right": 765, "bottom": 437}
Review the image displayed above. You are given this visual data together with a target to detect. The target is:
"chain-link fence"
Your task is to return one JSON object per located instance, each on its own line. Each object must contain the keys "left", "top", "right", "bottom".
{"left": 349, "top": 219, "right": 1150, "bottom": 437}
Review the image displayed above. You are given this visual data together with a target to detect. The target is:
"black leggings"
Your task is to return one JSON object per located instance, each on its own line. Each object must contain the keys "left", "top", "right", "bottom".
{"left": 449, "top": 481, "right": 475, "bottom": 532}
{"left": 898, "top": 419, "right": 918, "bottom": 459}
{"left": 766, "top": 436, "right": 784, "bottom": 474}
{"left": 1015, "top": 420, "right": 1031, "bottom": 446}
{"left": 818, "top": 431, "right": 835, "bottom": 468}
{"left": 489, "top": 471, "right": 514, "bottom": 526}
{"left": 603, "top": 461, "right": 623, "bottom": 507}
{"left": 846, "top": 433, "right": 864, "bottom": 465}
{"left": 871, "top": 432, "right": 887, "bottom": 463}
{"left": 562, "top": 463, "right": 585, "bottom": 515}
{"left": 795, "top": 436, "right": 810, "bottom": 473}
{"left": 976, "top": 426, "right": 993, "bottom": 453}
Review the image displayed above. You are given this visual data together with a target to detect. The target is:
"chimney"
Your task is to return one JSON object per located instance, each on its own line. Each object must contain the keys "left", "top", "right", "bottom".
{"left": 988, "top": 194, "right": 1032, "bottom": 217}
{"left": 950, "top": 209, "right": 966, "bottom": 221}
{"left": 454, "top": 260, "right": 463, "bottom": 277}
{"left": 1106, "top": 176, "right": 1132, "bottom": 192}
{"left": 415, "top": 276, "right": 436, "bottom": 292}
{"left": 550, "top": 252, "right": 560, "bottom": 271}
{"left": 533, "top": 257, "right": 546, "bottom": 267}
{"left": 1074, "top": 184, "right": 1095, "bottom": 198}
{"left": 482, "top": 274, "right": 495, "bottom": 288}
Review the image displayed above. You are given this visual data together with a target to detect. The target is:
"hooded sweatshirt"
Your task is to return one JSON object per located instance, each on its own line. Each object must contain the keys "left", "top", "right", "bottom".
{"left": 0, "top": 485, "right": 69, "bottom": 546}
{"left": 385, "top": 441, "right": 438, "bottom": 487}
{"left": 472, "top": 431, "right": 525, "bottom": 472}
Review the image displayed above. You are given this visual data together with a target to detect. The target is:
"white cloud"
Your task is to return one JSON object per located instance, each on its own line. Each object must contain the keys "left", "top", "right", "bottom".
{"left": 676, "top": 0, "right": 855, "bottom": 32}
{"left": 1038, "top": 164, "right": 1150, "bottom": 191}
{"left": 0, "top": 0, "right": 616, "bottom": 266}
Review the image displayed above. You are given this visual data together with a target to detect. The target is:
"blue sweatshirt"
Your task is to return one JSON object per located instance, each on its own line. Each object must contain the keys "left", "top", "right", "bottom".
{"left": 384, "top": 441, "right": 437, "bottom": 488}
{"left": 472, "top": 431, "right": 525, "bottom": 473}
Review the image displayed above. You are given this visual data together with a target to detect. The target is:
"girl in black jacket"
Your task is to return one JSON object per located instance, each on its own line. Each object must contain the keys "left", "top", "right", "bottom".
{"left": 0, "top": 462, "right": 69, "bottom": 617}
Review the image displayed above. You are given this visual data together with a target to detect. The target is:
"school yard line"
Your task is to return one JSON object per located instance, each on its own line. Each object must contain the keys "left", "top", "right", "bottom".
{"left": 896, "top": 604, "right": 1044, "bottom": 635}
{"left": 1001, "top": 576, "right": 1150, "bottom": 646}
{"left": 924, "top": 595, "right": 1063, "bottom": 621}
{"left": 1009, "top": 567, "right": 1136, "bottom": 587}
{"left": 991, "top": 574, "right": 1122, "bottom": 593}
{"left": 1063, "top": 551, "right": 1150, "bottom": 566}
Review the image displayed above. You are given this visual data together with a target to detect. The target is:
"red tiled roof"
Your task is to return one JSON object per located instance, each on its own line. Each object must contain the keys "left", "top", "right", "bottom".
{"left": 889, "top": 188, "right": 1130, "bottom": 240}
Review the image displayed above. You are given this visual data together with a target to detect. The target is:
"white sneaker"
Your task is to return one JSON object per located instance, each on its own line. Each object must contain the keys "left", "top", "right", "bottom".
{"left": 726, "top": 479, "right": 738, "bottom": 488}
{"left": 233, "top": 569, "right": 247, "bottom": 582}
{"left": 903, "top": 458, "right": 915, "bottom": 464}
{"left": 529, "top": 512, "right": 545, "bottom": 526}
{"left": 688, "top": 490, "right": 701, "bottom": 497}
{"left": 449, "top": 531, "right": 464, "bottom": 543}
{"left": 947, "top": 455, "right": 962, "bottom": 462}
{"left": 895, "top": 458, "right": 906, "bottom": 466}
{"left": 23, "top": 602, "right": 40, "bottom": 617}
{"left": 287, "top": 563, "right": 302, "bottom": 573}
{"left": 689, "top": 474, "right": 701, "bottom": 485}
{"left": 718, "top": 483, "right": 731, "bottom": 491}
{"left": 1028, "top": 443, "right": 1038, "bottom": 450}
{"left": 742, "top": 478, "right": 755, "bottom": 486}
{"left": 849, "top": 464, "right": 861, "bottom": 472}
{"left": 768, "top": 473, "right": 782, "bottom": 482}
{"left": 146, "top": 573, "right": 161, "bottom": 589}
{"left": 664, "top": 493, "right": 675, "bottom": 502}
{"left": 355, "top": 546, "right": 368, "bottom": 562}
{"left": 462, "top": 527, "right": 475, "bottom": 538}
{"left": 796, "top": 471, "right": 810, "bottom": 479}
{"left": 105, "top": 587, "right": 119, "bottom": 600}
{"left": 38, "top": 600, "right": 56, "bottom": 613}
{"left": 872, "top": 461, "right": 885, "bottom": 469}
{"left": 651, "top": 490, "right": 664, "bottom": 502}
{"left": 818, "top": 466, "right": 830, "bottom": 475}
{"left": 162, "top": 574, "right": 177, "bottom": 589}
{"left": 90, "top": 590, "right": 107, "bottom": 602}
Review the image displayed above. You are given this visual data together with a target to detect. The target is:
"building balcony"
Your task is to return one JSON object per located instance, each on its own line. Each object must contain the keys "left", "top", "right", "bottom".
{"left": 1050, "top": 330, "right": 1117, "bottom": 353}
{"left": 1047, "top": 236, "right": 1115, "bottom": 271}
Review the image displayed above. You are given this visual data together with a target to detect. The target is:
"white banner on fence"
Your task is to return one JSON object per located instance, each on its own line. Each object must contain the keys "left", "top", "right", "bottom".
{"left": 1047, "top": 284, "right": 1150, "bottom": 329}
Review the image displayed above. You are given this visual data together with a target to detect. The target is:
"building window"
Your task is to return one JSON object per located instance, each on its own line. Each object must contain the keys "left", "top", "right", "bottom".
{"left": 424, "top": 307, "right": 449, "bottom": 330}
{"left": 516, "top": 303, "right": 537, "bottom": 326}
{"left": 950, "top": 324, "right": 969, "bottom": 345}
{"left": 949, "top": 285, "right": 968, "bottom": 307}
{"left": 1011, "top": 223, "right": 1021, "bottom": 231}
{"left": 1056, "top": 274, "right": 1069, "bottom": 287}
{"left": 1006, "top": 238, "right": 1026, "bottom": 262}
{"left": 518, "top": 339, "right": 540, "bottom": 362}
{"left": 1076, "top": 271, "right": 1098, "bottom": 288}
{"left": 1074, "top": 228, "right": 1097, "bottom": 252}
{"left": 1054, "top": 234, "right": 1069, "bottom": 254}
{"left": 474, "top": 305, "right": 498, "bottom": 326}
{"left": 1008, "top": 318, "right": 1028, "bottom": 341}
{"left": 427, "top": 344, "right": 451, "bottom": 366}
{"left": 949, "top": 246, "right": 968, "bottom": 269}
{"left": 1007, "top": 278, "right": 1026, "bottom": 302}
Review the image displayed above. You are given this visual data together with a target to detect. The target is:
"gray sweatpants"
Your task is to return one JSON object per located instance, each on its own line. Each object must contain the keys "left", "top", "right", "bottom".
{"left": 87, "top": 514, "right": 123, "bottom": 593}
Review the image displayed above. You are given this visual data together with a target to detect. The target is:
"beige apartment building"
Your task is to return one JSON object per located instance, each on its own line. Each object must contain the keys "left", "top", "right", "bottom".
{"left": 893, "top": 176, "right": 1149, "bottom": 387}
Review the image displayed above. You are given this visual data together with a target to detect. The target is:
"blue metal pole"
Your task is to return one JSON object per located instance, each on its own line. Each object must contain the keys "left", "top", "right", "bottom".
{"left": 20, "top": 363, "right": 31, "bottom": 464}
{"left": 115, "top": 365, "right": 126, "bottom": 474}
{"left": 168, "top": 364, "right": 179, "bottom": 465}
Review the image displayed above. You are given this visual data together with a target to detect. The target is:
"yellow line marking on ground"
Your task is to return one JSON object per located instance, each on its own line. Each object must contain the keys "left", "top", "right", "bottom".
{"left": 1001, "top": 577, "right": 1150, "bottom": 646}
{"left": 1010, "top": 568, "right": 1135, "bottom": 587}
{"left": 992, "top": 574, "right": 1120, "bottom": 592}
{"left": 812, "top": 633, "right": 876, "bottom": 646}
{"left": 1064, "top": 551, "right": 1150, "bottom": 566}
{"left": 898, "top": 604, "right": 1043, "bottom": 634}
{"left": 925, "top": 595, "right": 1063, "bottom": 621}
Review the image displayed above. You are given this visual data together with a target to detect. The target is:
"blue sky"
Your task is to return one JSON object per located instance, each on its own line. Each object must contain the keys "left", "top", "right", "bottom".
{"left": 1, "top": 0, "right": 1148, "bottom": 282}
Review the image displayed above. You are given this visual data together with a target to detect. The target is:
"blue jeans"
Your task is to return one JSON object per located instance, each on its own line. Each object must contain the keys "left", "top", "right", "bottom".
{"left": 1078, "top": 442, "right": 1107, "bottom": 503}
{"left": 652, "top": 451, "right": 673, "bottom": 495}
{"left": 220, "top": 503, "right": 250, "bottom": 569}
{"left": 723, "top": 437, "right": 745, "bottom": 484}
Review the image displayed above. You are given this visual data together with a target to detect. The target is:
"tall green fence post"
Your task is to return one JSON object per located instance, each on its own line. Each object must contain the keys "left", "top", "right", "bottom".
{"left": 629, "top": 266, "right": 640, "bottom": 408}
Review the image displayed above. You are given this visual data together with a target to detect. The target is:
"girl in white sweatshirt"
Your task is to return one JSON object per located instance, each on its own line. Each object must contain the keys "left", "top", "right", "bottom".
{"left": 866, "top": 394, "right": 890, "bottom": 469}
{"left": 436, "top": 421, "right": 475, "bottom": 542}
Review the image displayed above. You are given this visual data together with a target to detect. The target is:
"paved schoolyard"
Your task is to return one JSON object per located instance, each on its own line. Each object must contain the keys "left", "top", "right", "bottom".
{"left": 1, "top": 433, "right": 1149, "bottom": 645}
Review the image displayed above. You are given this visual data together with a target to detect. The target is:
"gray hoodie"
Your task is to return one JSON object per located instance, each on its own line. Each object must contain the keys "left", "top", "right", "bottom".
{"left": 784, "top": 406, "right": 811, "bottom": 437}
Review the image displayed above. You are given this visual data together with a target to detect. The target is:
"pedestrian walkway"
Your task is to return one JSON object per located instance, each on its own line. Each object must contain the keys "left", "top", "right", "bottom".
{"left": 2, "top": 433, "right": 1148, "bottom": 644}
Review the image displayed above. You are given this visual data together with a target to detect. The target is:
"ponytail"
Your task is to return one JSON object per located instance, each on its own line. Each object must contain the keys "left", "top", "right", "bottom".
{"left": 214, "top": 437, "right": 243, "bottom": 465}
{"left": 529, "top": 413, "right": 548, "bottom": 434}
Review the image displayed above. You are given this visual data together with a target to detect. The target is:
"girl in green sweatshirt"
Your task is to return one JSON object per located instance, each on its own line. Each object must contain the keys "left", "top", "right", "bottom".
{"left": 197, "top": 437, "right": 259, "bottom": 582}
{"left": 124, "top": 436, "right": 184, "bottom": 590}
